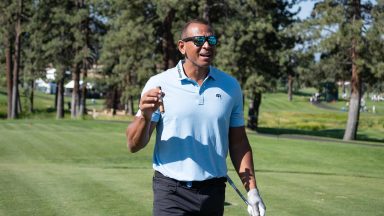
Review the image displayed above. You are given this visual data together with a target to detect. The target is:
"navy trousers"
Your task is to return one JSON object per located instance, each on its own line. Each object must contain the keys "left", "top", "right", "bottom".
{"left": 153, "top": 171, "right": 227, "bottom": 216}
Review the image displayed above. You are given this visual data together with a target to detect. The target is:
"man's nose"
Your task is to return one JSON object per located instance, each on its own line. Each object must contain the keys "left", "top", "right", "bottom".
{"left": 202, "top": 40, "right": 211, "bottom": 48}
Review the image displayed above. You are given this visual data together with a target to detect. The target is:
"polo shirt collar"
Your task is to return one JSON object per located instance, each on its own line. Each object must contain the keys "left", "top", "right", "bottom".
{"left": 176, "top": 60, "right": 217, "bottom": 81}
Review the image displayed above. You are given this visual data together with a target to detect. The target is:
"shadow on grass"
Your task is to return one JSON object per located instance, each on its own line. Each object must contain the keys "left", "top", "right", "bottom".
{"left": 257, "top": 127, "right": 344, "bottom": 139}
{"left": 356, "top": 134, "right": 384, "bottom": 144}
{"left": 0, "top": 112, "right": 7, "bottom": 118}
{"left": 1, "top": 107, "right": 72, "bottom": 119}
{"left": 274, "top": 89, "right": 313, "bottom": 97}
{"left": 293, "top": 91, "right": 313, "bottom": 97}
{"left": 256, "top": 127, "right": 384, "bottom": 144}
{"left": 0, "top": 87, "right": 7, "bottom": 94}
{"left": 256, "top": 169, "right": 383, "bottom": 179}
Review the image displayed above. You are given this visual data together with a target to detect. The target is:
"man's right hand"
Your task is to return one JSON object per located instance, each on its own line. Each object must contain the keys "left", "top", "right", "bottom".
{"left": 139, "top": 87, "right": 164, "bottom": 121}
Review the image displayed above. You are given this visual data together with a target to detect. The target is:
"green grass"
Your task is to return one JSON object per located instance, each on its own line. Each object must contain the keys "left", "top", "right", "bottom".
{"left": 0, "top": 88, "right": 7, "bottom": 118}
{"left": 1, "top": 87, "right": 384, "bottom": 141}
{"left": 0, "top": 120, "right": 383, "bottom": 216}
{"left": 0, "top": 87, "right": 130, "bottom": 120}
{"left": 256, "top": 91, "right": 384, "bottom": 142}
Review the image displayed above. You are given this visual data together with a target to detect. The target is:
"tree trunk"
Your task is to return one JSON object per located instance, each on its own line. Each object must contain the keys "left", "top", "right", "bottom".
{"left": 79, "top": 4, "right": 89, "bottom": 117}
{"left": 162, "top": 9, "right": 177, "bottom": 70}
{"left": 54, "top": 84, "right": 58, "bottom": 109}
{"left": 343, "top": 0, "right": 361, "bottom": 141}
{"left": 202, "top": 0, "right": 211, "bottom": 23}
{"left": 79, "top": 68, "right": 87, "bottom": 117}
{"left": 56, "top": 77, "right": 65, "bottom": 119}
{"left": 5, "top": 37, "right": 13, "bottom": 119}
{"left": 71, "top": 64, "right": 80, "bottom": 118}
{"left": 343, "top": 39, "right": 361, "bottom": 140}
{"left": 17, "top": 89, "right": 22, "bottom": 114}
{"left": 28, "top": 79, "right": 34, "bottom": 113}
{"left": 287, "top": 73, "right": 293, "bottom": 101}
{"left": 11, "top": 1, "right": 22, "bottom": 119}
{"left": 247, "top": 92, "right": 262, "bottom": 130}
{"left": 112, "top": 87, "right": 118, "bottom": 116}
{"left": 125, "top": 95, "right": 134, "bottom": 115}
{"left": 79, "top": 82, "right": 87, "bottom": 117}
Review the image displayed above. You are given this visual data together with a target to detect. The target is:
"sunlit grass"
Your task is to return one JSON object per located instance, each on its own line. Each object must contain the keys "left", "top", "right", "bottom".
{"left": 0, "top": 120, "right": 383, "bottom": 216}
{"left": 1, "top": 87, "right": 383, "bottom": 141}
{"left": 255, "top": 91, "right": 384, "bottom": 142}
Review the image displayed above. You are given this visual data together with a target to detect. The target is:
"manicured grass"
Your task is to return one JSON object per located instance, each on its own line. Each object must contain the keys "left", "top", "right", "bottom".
{"left": 0, "top": 87, "right": 132, "bottom": 121}
{"left": 257, "top": 92, "right": 384, "bottom": 142}
{"left": 1, "top": 87, "right": 383, "bottom": 141}
{"left": 1, "top": 120, "right": 383, "bottom": 216}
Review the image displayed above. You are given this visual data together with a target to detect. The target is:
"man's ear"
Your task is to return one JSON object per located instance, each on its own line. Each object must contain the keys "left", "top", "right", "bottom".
{"left": 178, "top": 40, "right": 185, "bottom": 55}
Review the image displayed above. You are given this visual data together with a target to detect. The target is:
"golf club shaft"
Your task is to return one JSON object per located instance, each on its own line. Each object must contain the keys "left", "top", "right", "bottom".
{"left": 226, "top": 175, "right": 250, "bottom": 206}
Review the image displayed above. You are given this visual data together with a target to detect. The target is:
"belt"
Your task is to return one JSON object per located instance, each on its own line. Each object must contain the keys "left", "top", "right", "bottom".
{"left": 154, "top": 171, "right": 227, "bottom": 189}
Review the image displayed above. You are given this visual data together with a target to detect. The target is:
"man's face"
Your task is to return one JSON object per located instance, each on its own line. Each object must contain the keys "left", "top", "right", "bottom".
{"left": 178, "top": 23, "right": 215, "bottom": 68}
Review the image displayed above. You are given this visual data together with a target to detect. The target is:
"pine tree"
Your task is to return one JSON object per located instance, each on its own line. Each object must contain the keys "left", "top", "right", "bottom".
{"left": 297, "top": 0, "right": 380, "bottom": 140}
{"left": 67, "top": 0, "right": 103, "bottom": 118}
{"left": 215, "top": 0, "right": 298, "bottom": 130}
{"left": 23, "top": 1, "right": 50, "bottom": 114}
{"left": 0, "top": 0, "right": 27, "bottom": 119}
{"left": 99, "top": 0, "right": 158, "bottom": 115}
{"left": 42, "top": 0, "right": 78, "bottom": 119}
{"left": 365, "top": 0, "right": 384, "bottom": 89}
{"left": 0, "top": 1, "right": 14, "bottom": 118}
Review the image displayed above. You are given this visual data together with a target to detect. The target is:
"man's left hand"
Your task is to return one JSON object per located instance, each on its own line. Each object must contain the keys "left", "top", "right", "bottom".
{"left": 247, "top": 188, "right": 266, "bottom": 216}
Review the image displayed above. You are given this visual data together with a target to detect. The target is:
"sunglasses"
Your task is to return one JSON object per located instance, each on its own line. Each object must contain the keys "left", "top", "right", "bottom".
{"left": 182, "top": 35, "right": 218, "bottom": 47}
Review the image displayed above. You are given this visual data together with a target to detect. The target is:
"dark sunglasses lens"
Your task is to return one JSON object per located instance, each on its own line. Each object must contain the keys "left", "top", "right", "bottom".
{"left": 194, "top": 36, "right": 206, "bottom": 46}
{"left": 207, "top": 36, "right": 217, "bottom": 45}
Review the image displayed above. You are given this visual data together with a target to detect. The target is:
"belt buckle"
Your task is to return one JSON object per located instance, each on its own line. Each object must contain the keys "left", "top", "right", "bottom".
{"left": 186, "top": 181, "right": 193, "bottom": 188}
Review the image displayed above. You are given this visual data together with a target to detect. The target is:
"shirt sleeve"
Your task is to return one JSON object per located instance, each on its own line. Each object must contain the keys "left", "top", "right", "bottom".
{"left": 229, "top": 82, "right": 245, "bottom": 127}
{"left": 135, "top": 109, "right": 161, "bottom": 122}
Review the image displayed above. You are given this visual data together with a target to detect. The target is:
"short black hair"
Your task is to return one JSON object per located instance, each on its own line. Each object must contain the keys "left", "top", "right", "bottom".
{"left": 181, "top": 18, "right": 212, "bottom": 39}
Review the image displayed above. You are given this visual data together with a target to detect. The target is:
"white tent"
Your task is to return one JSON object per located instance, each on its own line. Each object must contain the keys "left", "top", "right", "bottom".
{"left": 64, "top": 80, "right": 94, "bottom": 95}
{"left": 65, "top": 80, "right": 93, "bottom": 89}
{"left": 35, "top": 78, "right": 56, "bottom": 94}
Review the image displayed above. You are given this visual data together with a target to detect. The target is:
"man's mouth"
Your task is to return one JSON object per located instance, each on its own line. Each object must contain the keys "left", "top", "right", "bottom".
{"left": 200, "top": 53, "right": 212, "bottom": 58}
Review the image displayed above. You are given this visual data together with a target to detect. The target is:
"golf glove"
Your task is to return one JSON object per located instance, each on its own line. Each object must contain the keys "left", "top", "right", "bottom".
{"left": 247, "top": 188, "right": 266, "bottom": 216}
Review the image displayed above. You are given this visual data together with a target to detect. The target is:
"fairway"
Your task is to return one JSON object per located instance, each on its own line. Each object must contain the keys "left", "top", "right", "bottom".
{"left": 0, "top": 120, "right": 383, "bottom": 216}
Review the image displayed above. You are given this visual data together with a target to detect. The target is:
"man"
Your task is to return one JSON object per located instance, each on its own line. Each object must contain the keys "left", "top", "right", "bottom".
{"left": 126, "top": 19, "right": 266, "bottom": 216}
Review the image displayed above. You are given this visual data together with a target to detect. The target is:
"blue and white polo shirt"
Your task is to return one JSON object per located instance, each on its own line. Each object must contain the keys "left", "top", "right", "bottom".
{"left": 140, "top": 60, "right": 244, "bottom": 181}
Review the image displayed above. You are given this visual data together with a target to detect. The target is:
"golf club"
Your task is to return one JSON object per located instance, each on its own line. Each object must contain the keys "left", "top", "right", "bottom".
{"left": 226, "top": 175, "right": 250, "bottom": 206}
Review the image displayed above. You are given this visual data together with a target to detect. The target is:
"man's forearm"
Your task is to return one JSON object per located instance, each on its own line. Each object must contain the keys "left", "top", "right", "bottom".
{"left": 230, "top": 148, "right": 257, "bottom": 191}
{"left": 239, "top": 151, "right": 257, "bottom": 191}
{"left": 126, "top": 116, "right": 152, "bottom": 153}
{"left": 228, "top": 127, "right": 258, "bottom": 191}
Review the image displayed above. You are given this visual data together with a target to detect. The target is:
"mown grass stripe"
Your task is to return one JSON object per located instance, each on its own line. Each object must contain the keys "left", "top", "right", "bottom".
{"left": 1, "top": 120, "right": 383, "bottom": 215}
{"left": 0, "top": 167, "right": 58, "bottom": 216}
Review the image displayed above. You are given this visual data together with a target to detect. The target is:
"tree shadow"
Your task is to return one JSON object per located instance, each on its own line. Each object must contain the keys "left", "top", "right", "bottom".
{"left": 275, "top": 90, "right": 313, "bottom": 97}
{"left": 293, "top": 91, "right": 313, "bottom": 97}
{"left": 0, "top": 113, "right": 6, "bottom": 119}
{"left": 256, "top": 127, "right": 384, "bottom": 143}
{"left": 256, "top": 169, "right": 383, "bottom": 179}
{"left": 355, "top": 134, "right": 384, "bottom": 144}
{"left": 0, "top": 107, "right": 71, "bottom": 119}
{"left": 0, "top": 91, "right": 7, "bottom": 96}
{"left": 257, "top": 127, "right": 344, "bottom": 139}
